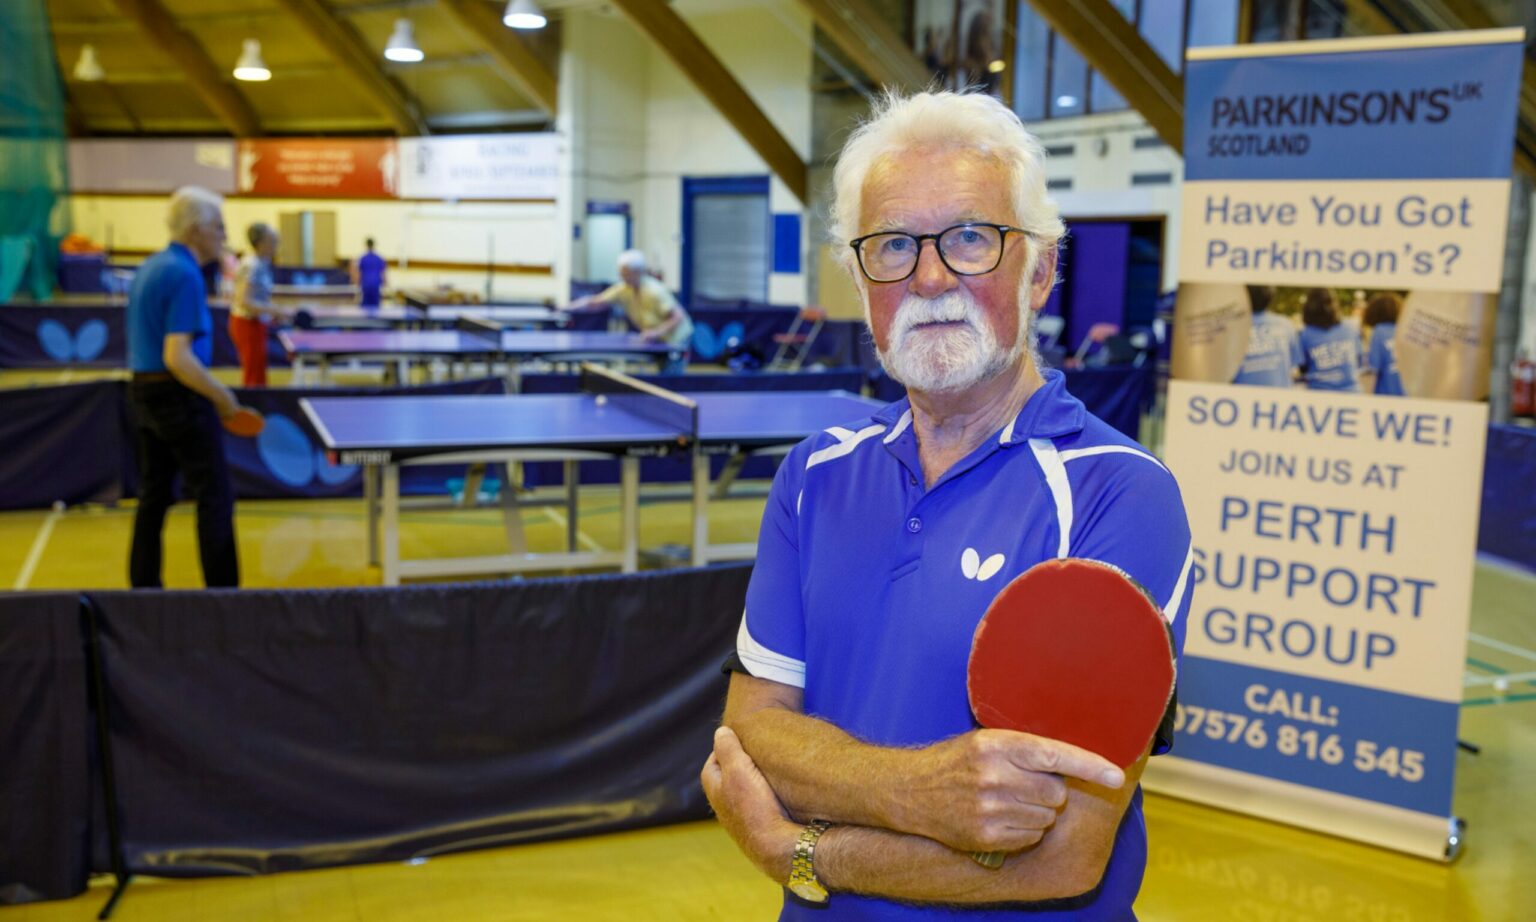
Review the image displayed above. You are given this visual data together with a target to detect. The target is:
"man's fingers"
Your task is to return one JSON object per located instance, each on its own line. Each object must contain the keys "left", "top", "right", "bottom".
{"left": 1004, "top": 734, "right": 1124, "bottom": 788}
{"left": 713, "top": 725, "right": 748, "bottom": 765}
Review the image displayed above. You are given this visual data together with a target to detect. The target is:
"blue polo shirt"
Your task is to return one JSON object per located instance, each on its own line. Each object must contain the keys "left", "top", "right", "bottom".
{"left": 358, "top": 251, "right": 386, "bottom": 307}
{"left": 740, "top": 370, "right": 1193, "bottom": 922}
{"left": 127, "top": 242, "right": 212, "bottom": 372}
{"left": 1233, "top": 310, "right": 1302, "bottom": 388}
{"left": 1299, "top": 323, "right": 1363, "bottom": 392}
{"left": 1367, "top": 323, "right": 1404, "bottom": 396}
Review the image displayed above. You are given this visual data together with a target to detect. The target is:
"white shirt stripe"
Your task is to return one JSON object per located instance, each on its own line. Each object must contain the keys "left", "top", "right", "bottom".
{"left": 806, "top": 423, "right": 886, "bottom": 470}
{"left": 1163, "top": 546, "right": 1194, "bottom": 624}
{"left": 1029, "top": 438, "right": 1073, "bottom": 558}
{"left": 1059, "top": 444, "right": 1168, "bottom": 472}
{"left": 883, "top": 410, "right": 913, "bottom": 444}
{"left": 737, "top": 614, "right": 806, "bottom": 688}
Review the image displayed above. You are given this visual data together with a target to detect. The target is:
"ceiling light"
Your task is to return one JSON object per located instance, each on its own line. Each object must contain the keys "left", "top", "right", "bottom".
{"left": 503, "top": 0, "right": 547, "bottom": 30}
{"left": 987, "top": 59, "right": 1006, "bottom": 74}
{"left": 384, "top": 18, "right": 424, "bottom": 63}
{"left": 234, "top": 39, "right": 271, "bottom": 82}
{"left": 74, "top": 44, "right": 105, "bottom": 81}
{"left": 1055, "top": 94, "right": 1079, "bottom": 108}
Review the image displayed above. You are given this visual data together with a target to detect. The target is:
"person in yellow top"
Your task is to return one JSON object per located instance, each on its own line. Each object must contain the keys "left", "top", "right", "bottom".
{"left": 571, "top": 249, "right": 694, "bottom": 373}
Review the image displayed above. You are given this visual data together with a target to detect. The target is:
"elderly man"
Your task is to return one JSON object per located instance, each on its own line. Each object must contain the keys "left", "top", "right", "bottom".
{"left": 701, "top": 91, "right": 1193, "bottom": 920}
{"left": 127, "top": 186, "right": 252, "bottom": 588}
{"left": 570, "top": 249, "right": 694, "bottom": 373}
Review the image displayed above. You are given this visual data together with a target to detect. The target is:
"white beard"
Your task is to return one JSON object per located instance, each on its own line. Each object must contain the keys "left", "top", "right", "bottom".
{"left": 873, "top": 288, "right": 1034, "bottom": 394}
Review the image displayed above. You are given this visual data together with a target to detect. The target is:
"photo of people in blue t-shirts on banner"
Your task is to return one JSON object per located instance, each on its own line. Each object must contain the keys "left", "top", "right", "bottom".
{"left": 1175, "top": 281, "right": 1486, "bottom": 399}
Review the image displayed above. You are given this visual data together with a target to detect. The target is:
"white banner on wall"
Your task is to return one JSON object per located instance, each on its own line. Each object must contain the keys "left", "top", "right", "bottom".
{"left": 397, "top": 134, "right": 561, "bottom": 200}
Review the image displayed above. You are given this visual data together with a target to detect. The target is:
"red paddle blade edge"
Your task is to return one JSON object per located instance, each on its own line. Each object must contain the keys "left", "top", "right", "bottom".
{"left": 966, "top": 558, "right": 1175, "bottom": 769}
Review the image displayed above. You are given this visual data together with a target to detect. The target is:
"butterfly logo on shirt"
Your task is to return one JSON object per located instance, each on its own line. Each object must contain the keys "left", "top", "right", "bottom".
{"left": 961, "top": 548, "right": 1006, "bottom": 581}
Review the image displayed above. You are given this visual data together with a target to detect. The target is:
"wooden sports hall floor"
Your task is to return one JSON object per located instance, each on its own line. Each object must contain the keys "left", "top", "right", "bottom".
{"left": 1, "top": 366, "right": 1532, "bottom": 920}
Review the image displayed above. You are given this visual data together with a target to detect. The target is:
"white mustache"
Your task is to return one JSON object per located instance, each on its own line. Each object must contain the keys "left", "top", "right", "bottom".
{"left": 890, "top": 291, "right": 984, "bottom": 343}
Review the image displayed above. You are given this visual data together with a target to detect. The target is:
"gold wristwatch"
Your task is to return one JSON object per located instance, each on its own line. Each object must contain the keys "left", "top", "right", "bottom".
{"left": 786, "top": 819, "right": 833, "bottom": 904}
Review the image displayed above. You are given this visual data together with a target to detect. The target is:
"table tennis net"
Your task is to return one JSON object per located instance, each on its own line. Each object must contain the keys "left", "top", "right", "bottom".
{"left": 580, "top": 364, "right": 698, "bottom": 441}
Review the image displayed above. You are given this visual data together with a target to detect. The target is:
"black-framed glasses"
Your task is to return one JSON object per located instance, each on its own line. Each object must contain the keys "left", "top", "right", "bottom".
{"left": 848, "top": 223, "right": 1022, "bottom": 283}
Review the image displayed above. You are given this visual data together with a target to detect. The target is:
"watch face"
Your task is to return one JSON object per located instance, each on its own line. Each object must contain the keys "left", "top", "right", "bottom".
{"left": 788, "top": 879, "right": 829, "bottom": 903}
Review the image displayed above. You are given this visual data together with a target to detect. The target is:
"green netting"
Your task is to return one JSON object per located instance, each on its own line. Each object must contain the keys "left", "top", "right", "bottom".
{"left": 0, "top": 0, "right": 71, "bottom": 302}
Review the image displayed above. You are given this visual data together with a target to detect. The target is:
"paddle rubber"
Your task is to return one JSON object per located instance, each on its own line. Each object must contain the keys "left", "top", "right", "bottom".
{"left": 221, "top": 407, "right": 266, "bottom": 437}
{"left": 966, "top": 557, "right": 1175, "bottom": 868}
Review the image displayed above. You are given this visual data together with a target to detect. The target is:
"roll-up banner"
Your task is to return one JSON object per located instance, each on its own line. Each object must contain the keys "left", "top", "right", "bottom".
{"left": 1149, "top": 29, "right": 1523, "bottom": 860}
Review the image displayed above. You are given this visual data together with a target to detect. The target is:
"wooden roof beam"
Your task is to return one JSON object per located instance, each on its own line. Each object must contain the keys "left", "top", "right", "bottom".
{"left": 105, "top": 0, "right": 262, "bottom": 137}
{"left": 1025, "top": 0, "right": 1183, "bottom": 153}
{"left": 270, "top": 0, "right": 428, "bottom": 135}
{"left": 795, "top": 0, "right": 929, "bottom": 92}
{"left": 436, "top": 0, "right": 558, "bottom": 115}
{"left": 606, "top": 0, "right": 807, "bottom": 202}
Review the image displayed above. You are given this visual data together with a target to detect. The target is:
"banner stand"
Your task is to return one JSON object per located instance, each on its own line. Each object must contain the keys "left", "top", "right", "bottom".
{"left": 1145, "top": 759, "right": 1465, "bottom": 861}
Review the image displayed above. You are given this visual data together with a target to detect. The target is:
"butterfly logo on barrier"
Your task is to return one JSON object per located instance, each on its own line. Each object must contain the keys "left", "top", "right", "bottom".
{"left": 691, "top": 321, "right": 746, "bottom": 361}
{"left": 36, "top": 319, "right": 110, "bottom": 363}
{"left": 961, "top": 547, "right": 1006, "bottom": 581}
{"left": 253, "top": 413, "right": 358, "bottom": 487}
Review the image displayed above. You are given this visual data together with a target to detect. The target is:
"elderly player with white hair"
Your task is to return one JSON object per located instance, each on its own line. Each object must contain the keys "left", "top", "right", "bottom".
{"left": 570, "top": 248, "right": 694, "bottom": 373}
{"left": 125, "top": 185, "right": 254, "bottom": 588}
{"left": 701, "top": 90, "right": 1194, "bottom": 920}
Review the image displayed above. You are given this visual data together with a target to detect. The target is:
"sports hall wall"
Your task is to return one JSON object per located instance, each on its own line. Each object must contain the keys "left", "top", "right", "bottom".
{"left": 67, "top": 2, "right": 812, "bottom": 307}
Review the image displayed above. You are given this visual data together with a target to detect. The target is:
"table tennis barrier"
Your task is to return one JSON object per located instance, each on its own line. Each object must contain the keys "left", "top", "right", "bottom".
{"left": 0, "top": 564, "right": 751, "bottom": 911}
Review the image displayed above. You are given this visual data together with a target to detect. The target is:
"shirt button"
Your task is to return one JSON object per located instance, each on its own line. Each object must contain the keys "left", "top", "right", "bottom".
{"left": 909, "top": 475, "right": 918, "bottom": 486}
{"left": 906, "top": 517, "right": 922, "bottom": 533}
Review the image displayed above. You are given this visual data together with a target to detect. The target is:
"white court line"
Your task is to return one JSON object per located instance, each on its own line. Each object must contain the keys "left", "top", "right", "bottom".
{"left": 1465, "top": 670, "right": 1536, "bottom": 687}
{"left": 540, "top": 507, "right": 604, "bottom": 553}
{"left": 14, "top": 506, "right": 64, "bottom": 590}
{"left": 1468, "top": 632, "right": 1536, "bottom": 664}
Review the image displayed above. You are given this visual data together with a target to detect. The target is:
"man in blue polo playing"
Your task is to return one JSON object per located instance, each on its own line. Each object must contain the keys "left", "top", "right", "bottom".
{"left": 701, "top": 90, "right": 1193, "bottom": 920}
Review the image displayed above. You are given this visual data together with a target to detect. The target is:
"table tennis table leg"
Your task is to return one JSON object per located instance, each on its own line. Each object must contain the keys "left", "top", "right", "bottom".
{"left": 382, "top": 464, "right": 401, "bottom": 587}
{"left": 620, "top": 457, "right": 639, "bottom": 573}
{"left": 713, "top": 452, "right": 748, "bottom": 500}
{"left": 564, "top": 460, "right": 579, "bottom": 553}
{"left": 496, "top": 462, "right": 529, "bottom": 556}
{"left": 365, "top": 464, "right": 379, "bottom": 567}
{"left": 691, "top": 451, "right": 710, "bottom": 567}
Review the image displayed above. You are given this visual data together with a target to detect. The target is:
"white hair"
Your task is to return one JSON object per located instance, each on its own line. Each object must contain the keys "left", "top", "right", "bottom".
{"left": 617, "top": 249, "right": 647, "bottom": 272}
{"left": 830, "top": 89, "right": 1064, "bottom": 276}
{"left": 167, "top": 186, "right": 224, "bottom": 237}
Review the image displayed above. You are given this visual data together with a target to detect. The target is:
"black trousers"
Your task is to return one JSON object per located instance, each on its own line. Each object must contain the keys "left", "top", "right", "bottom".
{"left": 128, "top": 378, "right": 239, "bottom": 588}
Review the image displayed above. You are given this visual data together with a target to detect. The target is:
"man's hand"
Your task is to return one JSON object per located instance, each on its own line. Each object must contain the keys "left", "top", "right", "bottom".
{"left": 894, "top": 729, "right": 1125, "bottom": 855}
{"left": 639, "top": 327, "right": 664, "bottom": 343}
{"left": 701, "top": 727, "right": 801, "bottom": 882}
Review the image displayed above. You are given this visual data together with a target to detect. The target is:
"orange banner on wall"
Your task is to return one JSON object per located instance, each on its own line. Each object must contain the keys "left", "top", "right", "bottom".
{"left": 236, "top": 139, "right": 398, "bottom": 198}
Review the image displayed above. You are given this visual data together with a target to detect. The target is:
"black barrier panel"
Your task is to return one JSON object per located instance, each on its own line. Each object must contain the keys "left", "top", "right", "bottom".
{"left": 1480, "top": 424, "right": 1536, "bottom": 569}
{"left": 0, "top": 303, "right": 283, "bottom": 369}
{"left": 88, "top": 564, "right": 748, "bottom": 876}
{"left": 0, "top": 593, "right": 91, "bottom": 904}
{"left": 0, "top": 381, "right": 130, "bottom": 510}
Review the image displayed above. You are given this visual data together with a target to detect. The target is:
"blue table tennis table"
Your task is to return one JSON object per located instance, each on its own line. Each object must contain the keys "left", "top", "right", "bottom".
{"left": 301, "top": 368, "right": 879, "bottom": 584}
{"left": 280, "top": 327, "right": 674, "bottom": 385}
{"left": 291, "top": 303, "right": 569, "bottom": 331}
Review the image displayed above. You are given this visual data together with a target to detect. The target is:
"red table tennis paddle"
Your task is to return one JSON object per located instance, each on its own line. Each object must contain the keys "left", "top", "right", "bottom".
{"left": 966, "top": 557, "right": 1175, "bottom": 868}
{"left": 221, "top": 407, "right": 266, "bottom": 438}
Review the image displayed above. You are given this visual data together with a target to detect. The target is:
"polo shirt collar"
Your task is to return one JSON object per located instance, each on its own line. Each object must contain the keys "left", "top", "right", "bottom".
{"left": 168, "top": 241, "right": 198, "bottom": 267}
{"left": 871, "top": 368, "right": 1087, "bottom": 447}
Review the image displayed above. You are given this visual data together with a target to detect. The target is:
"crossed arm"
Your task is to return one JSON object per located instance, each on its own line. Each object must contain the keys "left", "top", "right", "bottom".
{"left": 702, "top": 671, "right": 1148, "bottom": 906}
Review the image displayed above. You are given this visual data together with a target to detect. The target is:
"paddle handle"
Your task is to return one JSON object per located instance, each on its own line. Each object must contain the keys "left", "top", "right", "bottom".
{"left": 970, "top": 850, "right": 1005, "bottom": 870}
